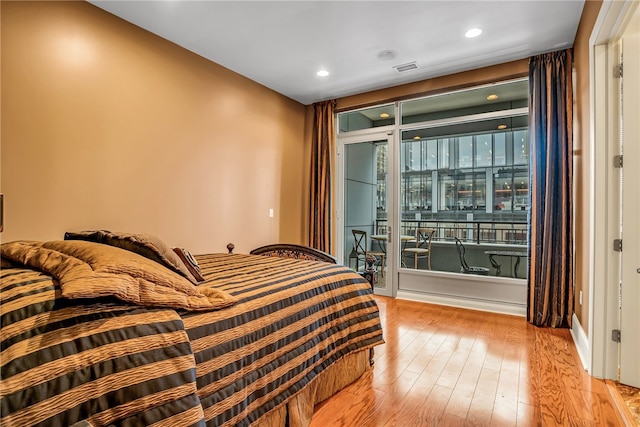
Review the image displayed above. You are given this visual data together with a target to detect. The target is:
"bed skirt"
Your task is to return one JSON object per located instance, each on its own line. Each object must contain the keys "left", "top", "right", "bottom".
{"left": 254, "top": 349, "right": 371, "bottom": 427}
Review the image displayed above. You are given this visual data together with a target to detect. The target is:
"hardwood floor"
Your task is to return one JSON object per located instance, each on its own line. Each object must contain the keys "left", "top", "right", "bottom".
{"left": 310, "top": 296, "right": 628, "bottom": 427}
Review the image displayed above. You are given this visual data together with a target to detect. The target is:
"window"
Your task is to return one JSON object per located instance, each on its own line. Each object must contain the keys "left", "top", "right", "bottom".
{"left": 376, "top": 143, "right": 388, "bottom": 222}
{"left": 397, "top": 79, "right": 529, "bottom": 274}
{"left": 400, "top": 127, "right": 529, "bottom": 221}
{"left": 338, "top": 78, "right": 529, "bottom": 278}
{"left": 338, "top": 104, "right": 395, "bottom": 132}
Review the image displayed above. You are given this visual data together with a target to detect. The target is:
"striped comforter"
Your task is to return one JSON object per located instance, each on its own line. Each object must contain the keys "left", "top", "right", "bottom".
{"left": 1, "top": 251, "right": 383, "bottom": 426}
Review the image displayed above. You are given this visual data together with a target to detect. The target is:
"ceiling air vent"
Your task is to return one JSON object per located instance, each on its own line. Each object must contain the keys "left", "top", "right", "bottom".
{"left": 393, "top": 62, "right": 418, "bottom": 72}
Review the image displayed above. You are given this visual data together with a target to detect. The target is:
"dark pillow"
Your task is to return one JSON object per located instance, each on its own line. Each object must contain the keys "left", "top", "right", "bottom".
{"left": 64, "top": 230, "right": 204, "bottom": 284}
{"left": 173, "top": 247, "right": 206, "bottom": 282}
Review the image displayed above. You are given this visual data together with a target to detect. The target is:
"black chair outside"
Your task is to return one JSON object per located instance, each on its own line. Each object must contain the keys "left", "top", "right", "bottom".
{"left": 352, "top": 229, "right": 385, "bottom": 277}
{"left": 455, "top": 237, "right": 490, "bottom": 275}
{"left": 403, "top": 228, "right": 435, "bottom": 270}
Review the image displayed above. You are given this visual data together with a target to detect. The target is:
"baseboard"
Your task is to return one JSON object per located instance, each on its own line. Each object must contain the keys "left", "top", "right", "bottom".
{"left": 396, "top": 290, "right": 526, "bottom": 317}
{"left": 570, "top": 313, "right": 591, "bottom": 372}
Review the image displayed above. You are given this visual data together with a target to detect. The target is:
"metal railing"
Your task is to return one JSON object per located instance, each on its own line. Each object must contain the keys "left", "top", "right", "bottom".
{"left": 375, "top": 219, "right": 528, "bottom": 245}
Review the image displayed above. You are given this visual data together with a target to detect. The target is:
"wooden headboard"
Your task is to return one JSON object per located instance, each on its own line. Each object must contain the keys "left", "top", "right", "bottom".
{"left": 249, "top": 243, "right": 338, "bottom": 264}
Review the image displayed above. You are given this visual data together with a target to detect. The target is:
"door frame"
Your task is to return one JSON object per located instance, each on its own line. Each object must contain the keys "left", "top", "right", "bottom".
{"left": 336, "top": 127, "right": 398, "bottom": 297}
{"left": 589, "top": 0, "right": 638, "bottom": 381}
{"left": 619, "top": 6, "right": 640, "bottom": 386}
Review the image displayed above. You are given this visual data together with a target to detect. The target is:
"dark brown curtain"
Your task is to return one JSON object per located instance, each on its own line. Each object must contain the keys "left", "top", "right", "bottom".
{"left": 309, "top": 100, "right": 336, "bottom": 253}
{"left": 527, "top": 49, "right": 574, "bottom": 327}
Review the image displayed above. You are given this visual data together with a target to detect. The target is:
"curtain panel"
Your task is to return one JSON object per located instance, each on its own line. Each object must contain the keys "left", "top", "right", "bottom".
{"left": 527, "top": 49, "right": 574, "bottom": 328}
{"left": 309, "top": 100, "right": 336, "bottom": 253}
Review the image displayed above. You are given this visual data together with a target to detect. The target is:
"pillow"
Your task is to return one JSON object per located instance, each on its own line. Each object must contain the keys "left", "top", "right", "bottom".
{"left": 64, "top": 230, "right": 204, "bottom": 284}
{"left": 172, "top": 247, "right": 206, "bottom": 282}
{"left": 0, "top": 240, "right": 236, "bottom": 311}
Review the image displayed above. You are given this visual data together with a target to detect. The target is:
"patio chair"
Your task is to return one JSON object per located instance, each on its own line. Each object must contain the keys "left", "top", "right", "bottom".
{"left": 403, "top": 228, "right": 435, "bottom": 270}
{"left": 455, "top": 237, "right": 489, "bottom": 275}
{"left": 352, "top": 229, "right": 385, "bottom": 276}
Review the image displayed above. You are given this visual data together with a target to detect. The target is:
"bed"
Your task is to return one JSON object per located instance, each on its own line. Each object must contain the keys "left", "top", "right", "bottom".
{"left": 0, "top": 232, "right": 384, "bottom": 427}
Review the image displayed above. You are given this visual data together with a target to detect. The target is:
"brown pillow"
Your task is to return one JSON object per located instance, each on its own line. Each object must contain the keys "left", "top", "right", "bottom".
{"left": 173, "top": 247, "right": 206, "bottom": 282}
{"left": 64, "top": 230, "right": 203, "bottom": 284}
{"left": 1, "top": 240, "right": 235, "bottom": 311}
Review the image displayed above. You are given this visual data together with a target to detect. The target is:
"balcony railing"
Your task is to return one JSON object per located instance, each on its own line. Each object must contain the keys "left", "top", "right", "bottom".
{"left": 375, "top": 219, "right": 528, "bottom": 245}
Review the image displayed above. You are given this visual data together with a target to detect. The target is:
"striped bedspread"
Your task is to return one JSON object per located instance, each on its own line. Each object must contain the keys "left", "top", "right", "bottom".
{"left": 0, "top": 267, "right": 204, "bottom": 427}
{"left": 1, "top": 252, "right": 383, "bottom": 426}
{"left": 188, "top": 253, "right": 384, "bottom": 426}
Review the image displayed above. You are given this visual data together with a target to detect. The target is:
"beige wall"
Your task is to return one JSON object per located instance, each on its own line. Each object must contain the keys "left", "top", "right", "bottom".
{"left": 573, "top": 0, "right": 603, "bottom": 334}
{"left": 1, "top": 1, "right": 308, "bottom": 254}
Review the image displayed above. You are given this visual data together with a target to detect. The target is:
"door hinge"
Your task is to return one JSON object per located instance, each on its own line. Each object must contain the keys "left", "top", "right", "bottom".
{"left": 613, "top": 155, "right": 623, "bottom": 168}
{"left": 613, "top": 239, "right": 623, "bottom": 252}
{"left": 614, "top": 63, "right": 623, "bottom": 78}
{"left": 612, "top": 329, "right": 621, "bottom": 343}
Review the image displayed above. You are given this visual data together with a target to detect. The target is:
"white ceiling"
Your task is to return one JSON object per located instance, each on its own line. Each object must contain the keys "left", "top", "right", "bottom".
{"left": 90, "top": 1, "right": 585, "bottom": 106}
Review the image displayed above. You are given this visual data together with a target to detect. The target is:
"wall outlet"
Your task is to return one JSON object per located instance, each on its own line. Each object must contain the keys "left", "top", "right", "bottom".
{"left": 579, "top": 290, "right": 583, "bottom": 305}
{"left": 269, "top": 208, "right": 274, "bottom": 218}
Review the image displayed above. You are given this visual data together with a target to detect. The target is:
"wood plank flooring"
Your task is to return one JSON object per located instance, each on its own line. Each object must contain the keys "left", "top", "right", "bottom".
{"left": 310, "top": 296, "right": 628, "bottom": 427}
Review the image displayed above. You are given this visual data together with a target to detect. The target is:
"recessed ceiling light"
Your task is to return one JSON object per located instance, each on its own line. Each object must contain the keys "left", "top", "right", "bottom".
{"left": 380, "top": 113, "right": 390, "bottom": 118}
{"left": 498, "top": 124, "right": 508, "bottom": 130}
{"left": 377, "top": 50, "right": 396, "bottom": 61}
{"left": 487, "top": 94, "right": 499, "bottom": 101}
{"left": 465, "top": 28, "right": 482, "bottom": 38}
{"left": 316, "top": 70, "right": 329, "bottom": 77}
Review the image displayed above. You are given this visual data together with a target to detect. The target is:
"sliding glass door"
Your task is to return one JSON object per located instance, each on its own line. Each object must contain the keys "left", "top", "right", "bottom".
{"left": 336, "top": 79, "right": 530, "bottom": 313}
{"left": 337, "top": 130, "right": 396, "bottom": 296}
